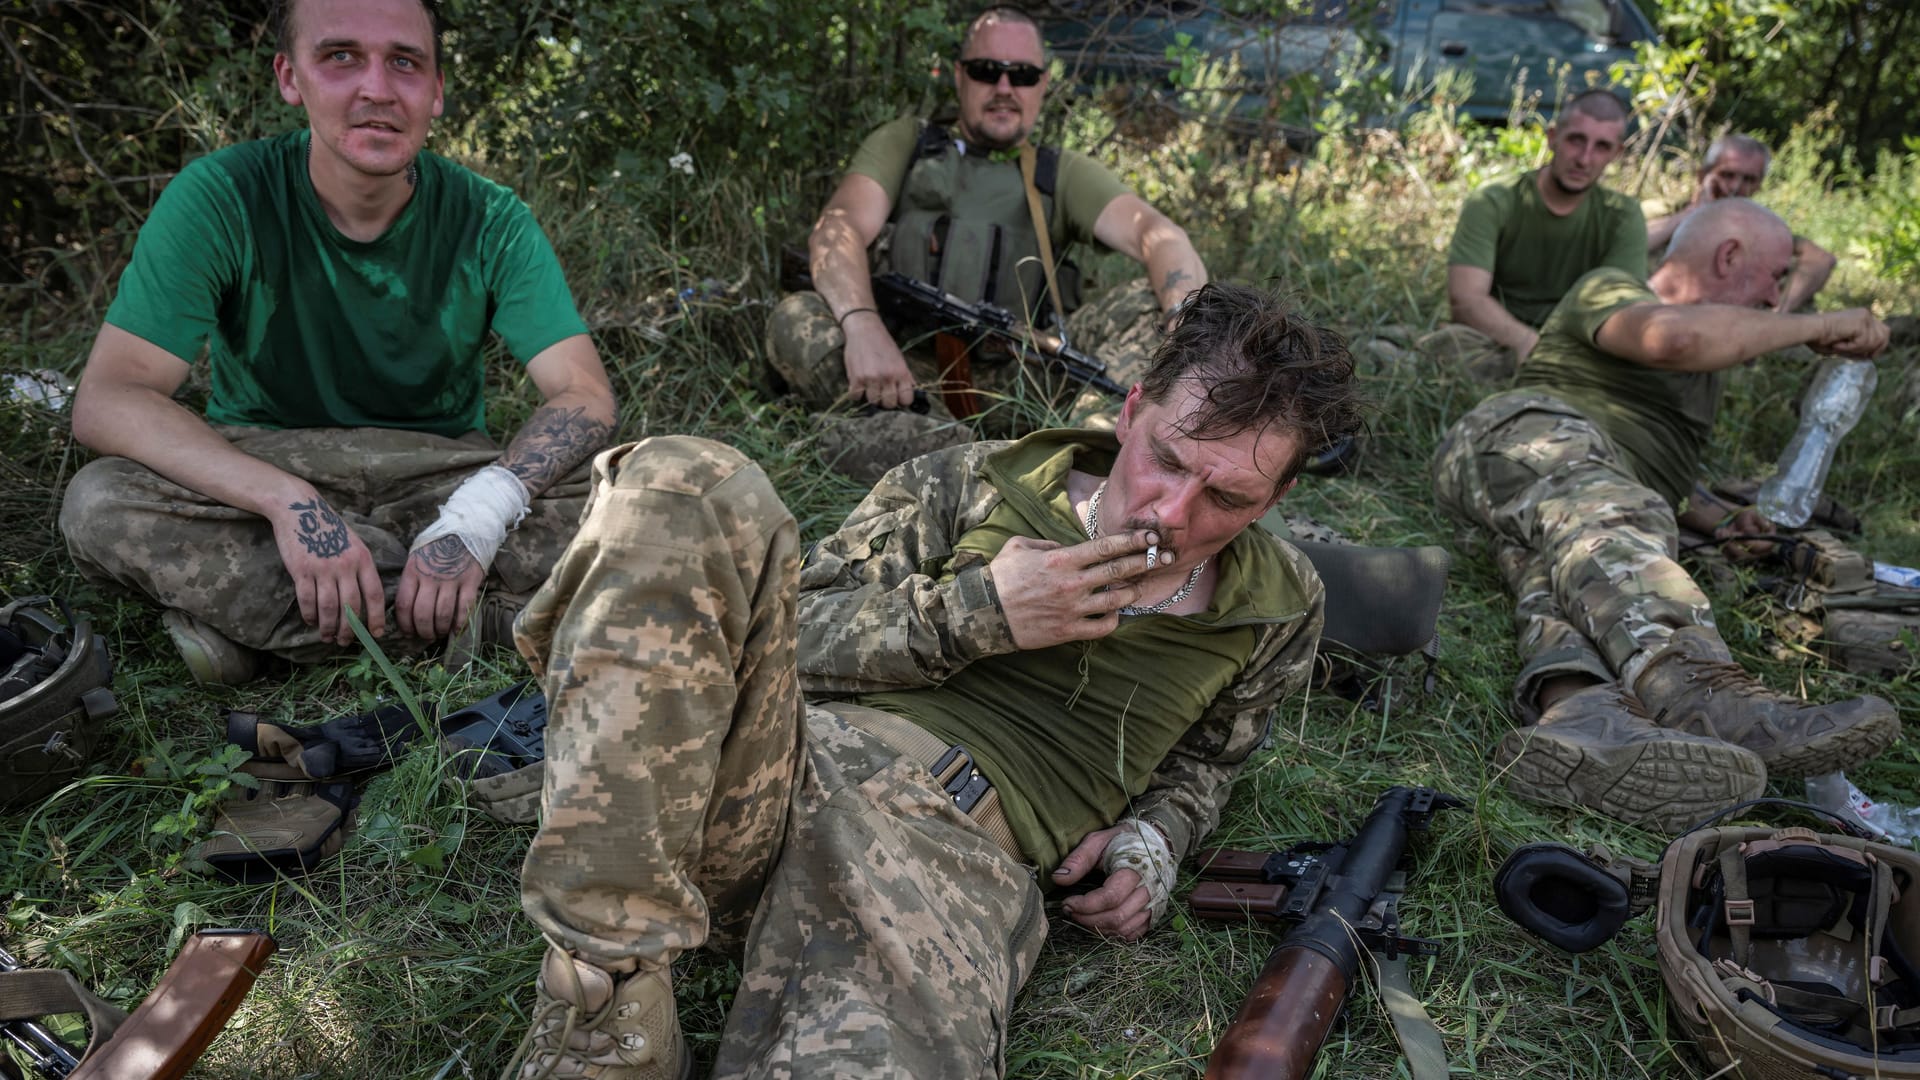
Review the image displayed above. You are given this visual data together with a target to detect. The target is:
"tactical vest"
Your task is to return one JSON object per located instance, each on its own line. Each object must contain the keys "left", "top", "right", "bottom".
{"left": 884, "top": 121, "right": 1071, "bottom": 323}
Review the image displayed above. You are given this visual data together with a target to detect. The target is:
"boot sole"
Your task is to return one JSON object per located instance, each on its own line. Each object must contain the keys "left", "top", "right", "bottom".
{"left": 1495, "top": 727, "right": 1767, "bottom": 833}
{"left": 1752, "top": 707, "right": 1902, "bottom": 779}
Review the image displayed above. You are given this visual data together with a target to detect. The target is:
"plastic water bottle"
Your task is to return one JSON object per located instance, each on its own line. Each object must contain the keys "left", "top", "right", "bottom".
{"left": 1756, "top": 359, "right": 1878, "bottom": 527}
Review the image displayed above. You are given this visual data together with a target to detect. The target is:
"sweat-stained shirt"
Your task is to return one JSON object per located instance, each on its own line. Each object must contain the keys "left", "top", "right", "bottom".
{"left": 105, "top": 129, "right": 587, "bottom": 438}
{"left": 1516, "top": 267, "right": 1724, "bottom": 508}
{"left": 1449, "top": 169, "right": 1648, "bottom": 328}
{"left": 793, "top": 429, "right": 1324, "bottom": 873}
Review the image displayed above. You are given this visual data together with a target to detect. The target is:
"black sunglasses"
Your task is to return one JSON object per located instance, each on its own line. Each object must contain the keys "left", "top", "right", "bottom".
{"left": 959, "top": 58, "right": 1045, "bottom": 87}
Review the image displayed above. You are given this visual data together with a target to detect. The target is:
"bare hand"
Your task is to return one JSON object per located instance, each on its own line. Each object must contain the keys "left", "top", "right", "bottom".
{"left": 1715, "top": 506, "right": 1777, "bottom": 563}
{"left": 396, "top": 535, "right": 486, "bottom": 639}
{"left": 1053, "top": 825, "right": 1154, "bottom": 942}
{"left": 1813, "top": 309, "right": 1890, "bottom": 359}
{"left": 271, "top": 495, "right": 386, "bottom": 645}
{"left": 1516, "top": 328, "right": 1540, "bottom": 363}
{"left": 991, "top": 530, "right": 1163, "bottom": 650}
{"left": 842, "top": 316, "right": 917, "bottom": 409}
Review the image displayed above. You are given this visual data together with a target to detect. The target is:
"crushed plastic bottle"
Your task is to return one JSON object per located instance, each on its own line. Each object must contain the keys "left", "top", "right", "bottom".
{"left": 1805, "top": 771, "right": 1920, "bottom": 845}
{"left": 1875, "top": 562, "right": 1920, "bottom": 590}
{"left": 1756, "top": 358, "right": 1878, "bottom": 527}
{"left": 3, "top": 369, "right": 72, "bottom": 410}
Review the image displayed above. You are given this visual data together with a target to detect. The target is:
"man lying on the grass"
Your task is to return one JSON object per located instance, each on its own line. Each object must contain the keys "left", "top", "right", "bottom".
{"left": 59, "top": 0, "right": 614, "bottom": 686}
{"left": 1432, "top": 197, "right": 1898, "bottom": 833}
{"left": 503, "top": 283, "right": 1362, "bottom": 1079}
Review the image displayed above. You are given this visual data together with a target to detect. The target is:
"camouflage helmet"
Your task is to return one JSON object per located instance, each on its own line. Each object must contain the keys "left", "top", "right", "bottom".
{"left": 0, "top": 597, "right": 115, "bottom": 806}
{"left": 1656, "top": 822, "right": 1920, "bottom": 1078}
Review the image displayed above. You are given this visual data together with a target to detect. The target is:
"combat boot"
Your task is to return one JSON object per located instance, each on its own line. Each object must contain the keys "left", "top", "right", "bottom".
{"left": 507, "top": 946, "right": 687, "bottom": 1080}
{"left": 1496, "top": 682, "right": 1767, "bottom": 832}
{"left": 1634, "top": 626, "right": 1900, "bottom": 778}
{"left": 163, "top": 609, "right": 259, "bottom": 685}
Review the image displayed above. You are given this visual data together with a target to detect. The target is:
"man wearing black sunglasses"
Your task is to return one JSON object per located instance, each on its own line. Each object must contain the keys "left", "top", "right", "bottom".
{"left": 767, "top": 6, "right": 1209, "bottom": 481}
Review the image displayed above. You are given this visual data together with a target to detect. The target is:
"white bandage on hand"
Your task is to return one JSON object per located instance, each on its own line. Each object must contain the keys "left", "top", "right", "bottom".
{"left": 409, "top": 464, "right": 531, "bottom": 570}
{"left": 1102, "top": 819, "right": 1178, "bottom": 927}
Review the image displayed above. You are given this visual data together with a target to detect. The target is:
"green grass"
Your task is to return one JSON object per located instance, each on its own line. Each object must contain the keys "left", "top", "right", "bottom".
{"left": 3, "top": 98, "right": 1920, "bottom": 1080}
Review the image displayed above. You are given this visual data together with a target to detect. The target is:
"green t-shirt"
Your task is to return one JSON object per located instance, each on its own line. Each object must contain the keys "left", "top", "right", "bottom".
{"left": 847, "top": 116, "right": 1129, "bottom": 252}
{"left": 853, "top": 431, "right": 1310, "bottom": 872}
{"left": 1517, "top": 267, "right": 1724, "bottom": 508}
{"left": 105, "top": 130, "right": 588, "bottom": 437}
{"left": 1448, "top": 170, "right": 1649, "bottom": 328}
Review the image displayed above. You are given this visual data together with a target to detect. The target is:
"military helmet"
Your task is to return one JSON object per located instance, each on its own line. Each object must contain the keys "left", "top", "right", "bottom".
{"left": 0, "top": 596, "right": 115, "bottom": 806}
{"left": 1657, "top": 822, "right": 1920, "bottom": 1078}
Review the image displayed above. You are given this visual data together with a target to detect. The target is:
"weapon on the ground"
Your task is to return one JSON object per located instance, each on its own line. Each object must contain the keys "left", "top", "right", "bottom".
{"left": 870, "top": 271, "right": 1127, "bottom": 417}
{"left": 1190, "top": 786, "right": 1463, "bottom": 1080}
{"left": 0, "top": 929, "right": 275, "bottom": 1080}
{"left": 438, "top": 680, "right": 547, "bottom": 781}
{"left": 1, "top": 945, "right": 83, "bottom": 1078}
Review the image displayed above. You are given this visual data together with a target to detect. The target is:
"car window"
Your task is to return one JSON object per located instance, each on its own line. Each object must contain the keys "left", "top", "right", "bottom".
{"left": 1438, "top": 0, "right": 1618, "bottom": 41}
{"left": 1305, "top": 0, "right": 1397, "bottom": 26}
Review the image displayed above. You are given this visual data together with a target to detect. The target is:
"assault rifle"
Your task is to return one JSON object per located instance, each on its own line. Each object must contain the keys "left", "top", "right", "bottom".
{"left": 0, "top": 930, "right": 274, "bottom": 1080}
{"left": 1190, "top": 786, "right": 1462, "bottom": 1080}
{"left": 870, "top": 271, "right": 1127, "bottom": 418}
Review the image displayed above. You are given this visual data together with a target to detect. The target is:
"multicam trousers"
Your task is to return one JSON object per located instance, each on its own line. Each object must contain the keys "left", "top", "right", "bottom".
{"left": 1431, "top": 391, "right": 1719, "bottom": 716}
{"left": 515, "top": 436, "right": 1046, "bottom": 1078}
{"left": 762, "top": 279, "right": 1159, "bottom": 479}
{"left": 1418, "top": 323, "right": 1521, "bottom": 385}
{"left": 58, "top": 426, "right": 588, "bottom": 662}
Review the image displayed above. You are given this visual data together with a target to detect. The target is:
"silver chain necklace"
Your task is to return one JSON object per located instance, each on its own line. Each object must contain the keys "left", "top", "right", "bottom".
{"left": 1082, "top": 481, "right": 1205, "bottom": 616}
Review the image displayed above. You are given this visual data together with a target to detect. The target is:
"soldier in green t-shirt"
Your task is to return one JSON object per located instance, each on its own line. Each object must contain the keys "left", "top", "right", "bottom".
{"left": 1433, "top": 89, "right": 1647, "bottom": 382}
{"left": 58, "top": 0, "right": 617, "bottom": 685}
{"left": 764, "top": 7, "right": 1210, "bottom": 481}
{"left": 1646, "top": 133, "right": 1837, "bottom": 313}
{"left": 1431, "top": 198, "right": 1897, "bottom": 832}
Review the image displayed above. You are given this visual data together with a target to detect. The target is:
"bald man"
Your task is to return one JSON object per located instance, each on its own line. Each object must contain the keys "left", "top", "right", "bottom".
{"left": 1432, "top": 198, "right": 1898, "bottom": 832}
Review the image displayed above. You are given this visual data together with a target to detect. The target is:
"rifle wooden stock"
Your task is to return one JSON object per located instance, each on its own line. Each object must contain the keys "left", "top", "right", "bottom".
{"left": 1204, "top": 946, "right": 1348, "bottom": 1080}
{"left": 69, "top": 930, "right": 275, "bottom": 1080}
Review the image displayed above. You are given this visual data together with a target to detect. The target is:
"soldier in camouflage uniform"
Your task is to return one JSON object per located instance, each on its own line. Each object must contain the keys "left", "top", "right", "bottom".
{"left": 765, "top": 8, "right": 1207, "bottom": 483}
{"left": 505, "top": 283, "right": 1362, "bottom": 1079}
{"left": 58, "top": 0, "right": 613, "bottom": 685}
{"left": 1432, "top": 197, "right": 1899, "bottom": 832}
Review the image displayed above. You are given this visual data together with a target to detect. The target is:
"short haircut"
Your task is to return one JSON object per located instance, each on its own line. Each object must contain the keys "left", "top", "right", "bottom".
{"left": 1703, "top": 133, "right": 1772, "bottom": 175}
{"left": 963, "top": 6, "right": 1046, "bottom": 60}
{"left": 1562, "top": 88, "right": 1628, "bottom": 125}
{"left": 1137, "top": 283, "right": 1365, "bottom": 490}
{"left": 1667, "top": 197, "right": 1789, "bottom": 263}
{"left": 271, "top": 0, "right": 447, "bottom": 69}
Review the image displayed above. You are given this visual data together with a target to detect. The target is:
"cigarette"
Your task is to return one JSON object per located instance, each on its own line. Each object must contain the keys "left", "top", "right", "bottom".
{"left": 1146, "top": 544, "right": 1159, "bottom": 570}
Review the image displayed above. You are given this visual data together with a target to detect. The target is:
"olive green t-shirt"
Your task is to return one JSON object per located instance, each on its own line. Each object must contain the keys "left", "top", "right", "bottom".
{"left": 1517, "top": 267, "right": 1724, "bottom": 508}
{"left": 847, "top": 116, "right": 1129, "bottom": 252}
{"left": 105, "top": 130, "right": 588, "bottom": 437}
{"left": 853, "top": 430, "right": 1310, "bottom": 872}
{"left": 1448, "top": 170, "right": 1649, "bottom": 327}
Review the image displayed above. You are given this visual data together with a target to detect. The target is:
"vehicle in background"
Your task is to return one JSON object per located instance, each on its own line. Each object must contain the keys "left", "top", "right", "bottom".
{"left": 1041, "top": 0, "right": 1658, "bottom": 133}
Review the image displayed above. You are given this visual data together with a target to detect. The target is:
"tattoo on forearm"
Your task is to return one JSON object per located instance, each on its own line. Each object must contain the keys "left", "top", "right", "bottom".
{"left": 499, "top": 404, "right": 613, "bottom": 494}
{"left": 1161, "top": 268, "right": 1191, "bottom": 301}
{"left": 413, "top": 535, "right": 471, "bottom": 578}
{"left": 290, "top": 498, "right": 351, "bottom": 558}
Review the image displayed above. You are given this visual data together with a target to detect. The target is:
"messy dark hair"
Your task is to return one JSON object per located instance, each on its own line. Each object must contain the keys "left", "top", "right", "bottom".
{"left": 271, "top": 0, "right": 447, "bottom": 69}
{"left": 1137, "top": 283, "right": 1366, "bottom": 490}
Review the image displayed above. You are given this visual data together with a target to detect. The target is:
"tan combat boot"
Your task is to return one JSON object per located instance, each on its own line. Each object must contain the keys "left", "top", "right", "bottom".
{"left": 507, "top": 946, "right": 688, "bottom": 1080}
{"left": 1634, "top": 626, "right": 1900, "bottom": 778}
{"left": 1495, "top": 682, "right": 1767, "bottom": 832}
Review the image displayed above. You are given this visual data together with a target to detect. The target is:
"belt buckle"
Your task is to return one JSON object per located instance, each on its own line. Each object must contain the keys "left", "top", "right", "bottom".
{"left": 931, "top": 744, "right": 991, "bottom": 813}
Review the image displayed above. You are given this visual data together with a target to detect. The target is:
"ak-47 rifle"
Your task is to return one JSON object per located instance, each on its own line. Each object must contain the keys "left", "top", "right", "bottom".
{"left": 0, "top": 929, "right": 275, "bottom": 1080}
{"left": 1190, "top": 786, "right": 1462, "bottom": 1080}
{"left": 870, "top": 271, "right": 1126, "bottom": 419}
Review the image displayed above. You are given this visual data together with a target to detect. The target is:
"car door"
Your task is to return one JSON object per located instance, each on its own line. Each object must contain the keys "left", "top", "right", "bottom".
{"left": 1417, "top": 0, "right": 1655, "bottom": 122}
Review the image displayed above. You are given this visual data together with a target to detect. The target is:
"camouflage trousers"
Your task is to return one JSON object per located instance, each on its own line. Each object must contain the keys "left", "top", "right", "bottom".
{"left": 58, "top": 426, "right": 588, "bottom": 662}
{"left": 1418, "top": 323, "right": 1521, "bottom": 385}
{"left": 516, "top": 436, "right": 1046, "bottom": 1078}
{"left": 1431, "top": 391, "right": 1718, "bottom": 717}
{"left": 763, "top": 280, "right": 1158, "bottom": 481}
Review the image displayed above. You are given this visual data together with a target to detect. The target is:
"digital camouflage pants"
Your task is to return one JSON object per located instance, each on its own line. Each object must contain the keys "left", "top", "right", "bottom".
{"left": 1431, "top": 391, "right": 1719, "bottom": 717}
{"left": 515, "top": 436, "right": 1046, "bottom": 1078}
{"left": 58, "top": 426, "right": 589, "bottom": 662}
{"left": 763, "top": 278, "right": 1160, "bottom": 481}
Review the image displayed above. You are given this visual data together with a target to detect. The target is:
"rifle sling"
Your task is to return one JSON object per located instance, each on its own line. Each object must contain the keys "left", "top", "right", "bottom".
{"left": 1018, "top": 143, "right": 1065, "bottom": 329}
{"left": 0, "top": 966, "right": 123, "bottom": 1057}
{"left": 1368, "top": 951, "right": 1449, "bottom": 1080}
